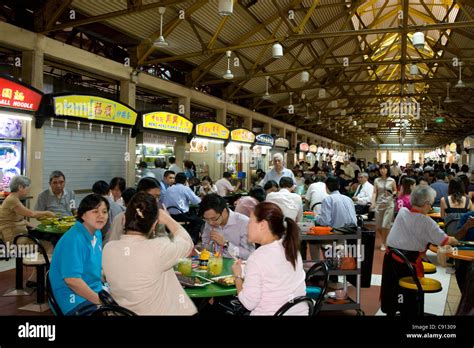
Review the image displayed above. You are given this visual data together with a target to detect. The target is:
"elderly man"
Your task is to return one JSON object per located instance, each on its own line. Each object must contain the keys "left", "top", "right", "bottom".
{"left": 381, "top": 186, "right": 458, "bottom": 315}
{"left": 352, "top": 172, "right": 374, "bottom": 214}
{"left": 35, "top": 170, "right": 76, "bottom": 216}
{"left": 200, "top": 194, "right": 254, "bottom": 260}
{"left": 315, "top": 177, "right": 357, "bottom": 228}
{"left": 261, "top": 153, "right": 296, "bottom": 186}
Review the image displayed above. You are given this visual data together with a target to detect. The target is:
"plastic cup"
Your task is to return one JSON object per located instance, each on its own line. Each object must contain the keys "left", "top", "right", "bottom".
{"left": 208, "top": 255, "right": 223, "bottom": 276}
{"left": 178, "top": 258, "right": 192, "bottom": 276}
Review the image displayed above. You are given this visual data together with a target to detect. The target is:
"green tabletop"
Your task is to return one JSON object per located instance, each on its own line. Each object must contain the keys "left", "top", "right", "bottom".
{"left": 182, "top": 257, "right": 237, "bottom": 298}
{"left": 34, "top": 224, "right": 68, "bottom": 235}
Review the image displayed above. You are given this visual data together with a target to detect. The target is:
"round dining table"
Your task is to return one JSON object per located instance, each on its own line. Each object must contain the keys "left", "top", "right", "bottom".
{"left": 429, "top": 244, "right": 474, "bottom": 262}
{"left": 182, "top": 257, "right": 237, "bottom": 298}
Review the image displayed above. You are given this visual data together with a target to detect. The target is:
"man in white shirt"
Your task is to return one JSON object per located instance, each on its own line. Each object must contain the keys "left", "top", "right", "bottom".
{"left": 352, "top": 172, "right": 374, "bottom": 215}
{"left": 342, "top": 160, "right": 355, "bottom": 179}
{"left": 266, "top": 177, "right": 303, "bottom": 222}
{"left": 261, "top": 153, "right": 296, "bottom": 186}
{"left": 305, "top": 176, "right": 328, "bottom": 214}
{"left": 215, "top": 172, "right": 240, "bottom": 197}
{"left": 390, "top": 160, "right": 402, "bottom": 178}
{"left": 168, "top": 156, "right": 182, "bottom": 174}
{"left": 349, "top": 157, "right": 361, "bottom": 173}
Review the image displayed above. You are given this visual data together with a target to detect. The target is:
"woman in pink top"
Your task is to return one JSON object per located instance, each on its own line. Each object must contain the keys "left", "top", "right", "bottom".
{"left": 396, "top": 177, "right": 416, "bottom": 212}
{"left": 232, "top": 202, "right": 307, "bottom": 315}
{"left": 234, "top": 186, "right": 266, "bottom": 217}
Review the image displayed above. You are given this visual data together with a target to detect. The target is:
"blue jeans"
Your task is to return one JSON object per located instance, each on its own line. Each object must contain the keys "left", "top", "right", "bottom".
{"left": 65, "top": 300, "right": 99, "bottom": 316}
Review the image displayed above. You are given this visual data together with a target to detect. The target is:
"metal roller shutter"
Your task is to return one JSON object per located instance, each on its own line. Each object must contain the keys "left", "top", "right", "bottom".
{"left": 43, "top": 125, "right": 128, "bottom": 203}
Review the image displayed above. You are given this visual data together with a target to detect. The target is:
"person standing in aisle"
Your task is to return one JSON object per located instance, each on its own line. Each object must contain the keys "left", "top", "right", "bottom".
{"left": 261, "top": 153, "right": 296, "bottom": 186}
{"left": 151, "top": 158, "right": 166, "bottom": 182}
{"left": 372, "top": 164, "right": 397, "bottom": 251}
{"left": 183, "top": 160, "right": 195, "bottom": 180}
{"left": 168, "top": 157, "right": 182, "bottom": 174}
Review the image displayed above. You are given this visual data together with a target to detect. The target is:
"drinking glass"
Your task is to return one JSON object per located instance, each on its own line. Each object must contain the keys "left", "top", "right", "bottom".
{"left": 208, "top": 254, "right": 223, "bottom": 276}
{"left": 177, "top": 258, "right": 193, "bottom": 276}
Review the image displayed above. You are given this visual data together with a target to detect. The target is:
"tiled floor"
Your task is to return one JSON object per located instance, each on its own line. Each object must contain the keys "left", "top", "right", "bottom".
{"left": 444, "top": 276, "right": 461, "bottom": 315}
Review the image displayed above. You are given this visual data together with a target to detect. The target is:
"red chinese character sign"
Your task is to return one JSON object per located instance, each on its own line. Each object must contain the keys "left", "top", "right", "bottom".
{"left": 0, "top": 76, "right": 43, "bottom": 112}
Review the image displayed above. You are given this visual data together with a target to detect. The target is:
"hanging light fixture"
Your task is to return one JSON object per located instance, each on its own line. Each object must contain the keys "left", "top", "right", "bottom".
{"left": 444, "top": 82, "right": 453, "bottom": 103}
{"left": 154, "top": 7, "right": 169, "bottom": 47}
{"left": 455, "top": 61, "right": 466, "bottom": 88}
{"left": 318, "top": 88, "right": 326, "bottom": 99}
{"left": 317, "top": 111, "right": 322, "bottom": 125}
{"left": 407, "top": 83, "right": 415, "bottom": 94}
{"left": 218, "top": 0, "right": 233, "bottom": 16}
{"left": 410, "top": 63, "right": 419, "bottom": 75}
{"left": 300, "top": 70, "right": 309, "bottom": 83}
{"left": 305, "top": 103, "right": 310, "bottom": 119}
{"left": 412, "top": 31, "right": 425, "bottom": 49}
{"left": 272, "top": 42, "right": 283, "bottom": 58}
{"left": 335, "top": 123, "right": 338, "bottom": 134}
{"left": 223, "top": 50, "right": 234, "bottom": 79}
{"left": 262, "top": 76, "right": 271, "bottom": 99}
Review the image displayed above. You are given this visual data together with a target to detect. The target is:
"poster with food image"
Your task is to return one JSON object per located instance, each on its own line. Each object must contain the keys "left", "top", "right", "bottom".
{"left": 190, "top": 139, "right": 209, "bottom": 153}
{"left": 0, "top": 141, "right": 22, "bottom": 190}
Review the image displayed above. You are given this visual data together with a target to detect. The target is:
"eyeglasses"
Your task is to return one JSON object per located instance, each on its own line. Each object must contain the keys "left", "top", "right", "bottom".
{"left": 203, "top": 212, "right": 222, "bottom": 223}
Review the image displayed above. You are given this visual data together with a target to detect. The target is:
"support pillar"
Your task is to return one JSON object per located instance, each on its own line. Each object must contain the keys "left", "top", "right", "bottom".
{"left": 120, "top": 79, "right": 137, "bottom": 186}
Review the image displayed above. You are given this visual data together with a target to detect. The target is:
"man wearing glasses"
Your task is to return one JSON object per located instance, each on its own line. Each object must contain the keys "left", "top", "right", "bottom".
{"left": 352, "top": 172, "right": 374, "bottom": 215}
{"left": 199, "top": 194, "right": 254, "bottom": 260}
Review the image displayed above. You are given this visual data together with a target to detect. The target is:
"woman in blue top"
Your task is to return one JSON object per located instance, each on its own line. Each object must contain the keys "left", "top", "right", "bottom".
{"left": 49, "top": 194, "right": 109, "bottom": 315}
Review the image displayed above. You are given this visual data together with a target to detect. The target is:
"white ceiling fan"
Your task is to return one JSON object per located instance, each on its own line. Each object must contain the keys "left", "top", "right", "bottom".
{"left": 443, "top": 82, "right": 461, "bottom": 104}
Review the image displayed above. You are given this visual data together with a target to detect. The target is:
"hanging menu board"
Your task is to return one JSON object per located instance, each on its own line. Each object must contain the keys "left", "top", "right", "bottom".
{"left": 255, "top": 134, "right": 274, "bottom": 147}
{"left": 230, "top": 128, "right": 255, "bottom": 143}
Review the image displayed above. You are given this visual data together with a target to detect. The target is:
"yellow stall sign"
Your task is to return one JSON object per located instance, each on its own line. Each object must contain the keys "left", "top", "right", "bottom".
{"left": 231, "top": 129, "right": 255, "bottom": 143}
{"left": 196, "top": 122, "right": 229, "bottom": 140}
{"left": 53, "top": 95, "right": 137, "bottom": 126}
{"left": 143, "top": 112, "right": 193, "bottom": 134}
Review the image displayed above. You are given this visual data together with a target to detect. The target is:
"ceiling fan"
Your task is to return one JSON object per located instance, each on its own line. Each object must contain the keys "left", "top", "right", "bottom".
{"left": 443, "top": 83, "right": 462, "bottom": 104}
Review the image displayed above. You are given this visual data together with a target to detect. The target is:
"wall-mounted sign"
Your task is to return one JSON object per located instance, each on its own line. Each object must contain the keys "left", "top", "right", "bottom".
{"left": 190, "top": 138, "right": 209, "bottom": 153}
{"left": 309, "top": 145, "right": 317, "bottom": 153}
{"left": 274, "top": 137, "right": 289, "bottom": 149}
{"left": 230, "top": 128, "right": 255, "bottom": 143}
{"left": 196, "top": 122, "right": 229, "bottom": 140}
{"left": 298, "top": 142, "right": 309, "bottom": 152}
{"left": 0, "top": 76, "right": 42, "bottom": 112}
{"left": 255, "top": 134, "right": 274, "bottom": 147}
{"left": 143, "top": 112, "right": 193, "bottom": 134}
{"left": 53, "top": 95, "right": 137, "bottom": 126}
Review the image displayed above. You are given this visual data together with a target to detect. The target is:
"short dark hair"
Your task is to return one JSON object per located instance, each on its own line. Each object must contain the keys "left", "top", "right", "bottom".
{"left": 163, "top": 170, "right": 175, "bottom": 178}
{"left": 121, "top": 187, "right": 137, "bottom": 206}
{"left": 92, "top": 180, "right": 110, "bottom": 195}
{"left": 223, "top": 172, "right": 232, "bottom": 179}
{"left": 350, "top": 156, "right": 356, "bottom": 162}
{"left": 138, "top": 161, "right": 147, "bottom": 169}
{"left": 137, "top": 177, "right": 160, "bottom": 192}
{"left": 49, "top": 170, "right": 65, "bottom": 184}
{"left": 154, "top": 158, "right": 163, "bottom": 168}
{"left": 77, "top": 194, "right": 109, "bottom": 223}
{"left": 169, "top": 156, "right": 176, "bottom": 164}
{"left": 124, "top": 192, "right": 158, "bottom": 235}
{"left": 279, "top": 177, "right": 294, "bottom": 189}
{"left": 325, "top": 177, "right": 340, "bottom": 192}
{"left": 249, "top": 186, "right": 266, "bottom": 202}
{"left": 109, "top": 177, "right": 126, "bottom": 193}
{"left": 199, "top": 193, "right": 228, "bottom": 216}
{"left": 201, "top": 176, "right": 213, "bottom": 185}
{"left": 264, "top": 180, "right": 279, "bottom": 191}
{"left": 436, "top": 172, "right": 446, "bottom": 180}
{"left": 175, "top": 172, "right": 187, "bottom": 185}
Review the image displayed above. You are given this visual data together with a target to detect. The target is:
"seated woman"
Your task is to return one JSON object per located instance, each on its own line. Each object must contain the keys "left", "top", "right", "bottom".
{"left": 102, "top": 192, "right": 196, "bottom": 315}
{"left": 232, "top": 202, "right": 307, "bottom": 315}
{"left": 234, "top": 186, "right": 266, "bottom": 217}
{"left": 198, "top": 176, "right": 218, "bottom": 197}
{"left": 380, "top": 186, "right": 459, "bottom": 316}
{"left": 0, "top": 175, "right": 55, "bottom": 244}
{"left": 108, "top": 177, "right": 126, "bottom": 207}
{"left": 49, "top": 194, "right": 109, "bottom": 315}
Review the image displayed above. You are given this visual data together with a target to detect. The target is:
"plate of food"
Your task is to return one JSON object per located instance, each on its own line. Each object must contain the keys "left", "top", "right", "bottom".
{"left": 211, "top": 275, "right": 236, "bottom": 287}
{"left": 176, "top": 274, "right": 211, "bottom": 288}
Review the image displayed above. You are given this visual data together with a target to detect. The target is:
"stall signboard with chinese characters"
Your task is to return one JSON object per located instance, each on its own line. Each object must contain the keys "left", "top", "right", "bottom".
{"left": 255, "top": 134, "right": 274, "bottom": 147}
{"left": 230, "top": 128, "right": 255, "bottom": 144}
{"left": 143, "top": 112, "right": 193, "bottom": 134}
{"left": 0, "top": 77, "right": 42, "bottom": 112}
{"left": 309, "top": 145, "right": 317, "bottom": 153}
{"left": 196, "top": 122, "right": 229, "bottom": 140}
{"left": 298, "top": 142, "right": 309, "bottom": 152}
{"left": 53, "top": 95, "right": 137, "bottom": 126}
{"left": 274, "top": 137, "right": 290, "bottom": 149}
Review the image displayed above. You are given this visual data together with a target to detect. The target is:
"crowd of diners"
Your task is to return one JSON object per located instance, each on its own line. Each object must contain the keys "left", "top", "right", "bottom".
{"left": 0, "top": 153, "right": 472, "bottom": 316}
